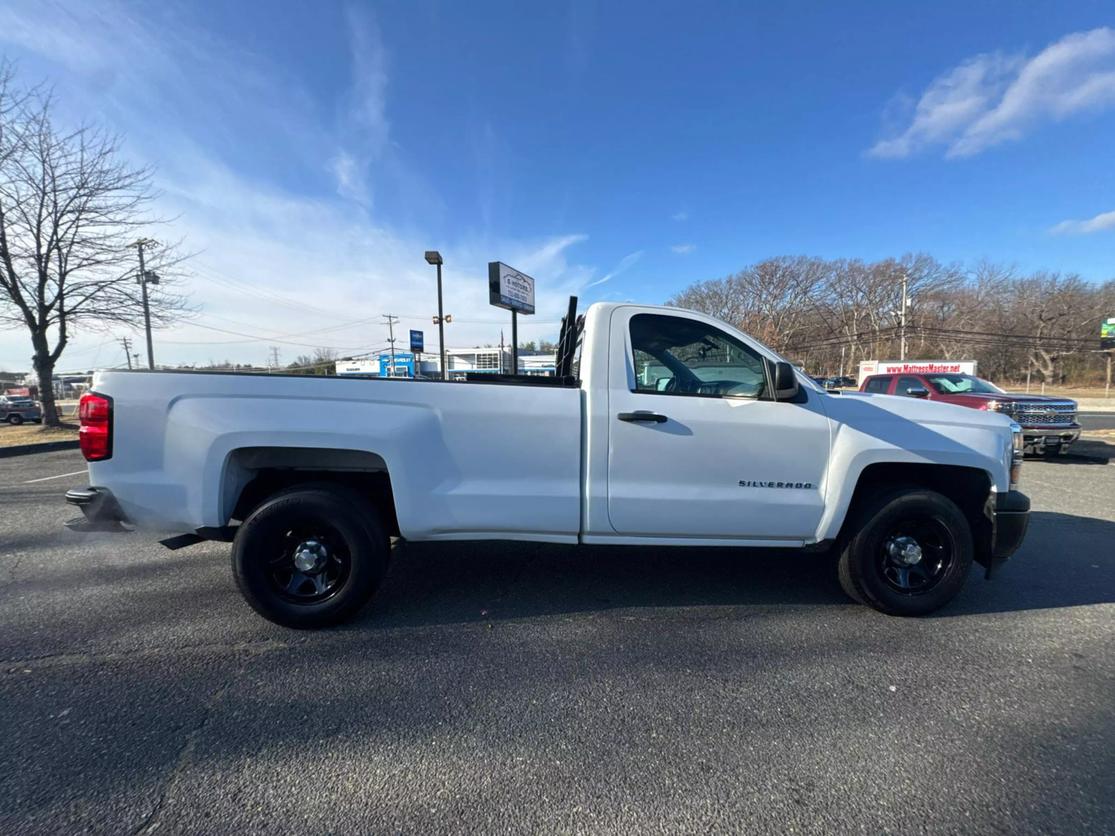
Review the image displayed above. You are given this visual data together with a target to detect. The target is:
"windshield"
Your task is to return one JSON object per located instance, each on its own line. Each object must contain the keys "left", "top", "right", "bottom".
{"left": 925, "top": 374, "right": 1003, "bottom": 395}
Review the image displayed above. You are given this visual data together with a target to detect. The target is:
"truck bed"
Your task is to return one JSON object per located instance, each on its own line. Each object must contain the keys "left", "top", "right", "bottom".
{"left": 85, "top": 369, "right": 584, "bottom": 540}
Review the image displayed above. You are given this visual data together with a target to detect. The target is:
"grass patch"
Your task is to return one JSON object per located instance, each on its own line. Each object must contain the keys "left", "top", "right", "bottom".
{"left": 0, "top": 422, "right": 79, "bottom": 448}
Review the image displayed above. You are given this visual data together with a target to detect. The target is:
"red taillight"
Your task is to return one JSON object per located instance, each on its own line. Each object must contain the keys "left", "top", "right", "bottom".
{"left": 79, "top": 392, "right": 113, "bottom": 461}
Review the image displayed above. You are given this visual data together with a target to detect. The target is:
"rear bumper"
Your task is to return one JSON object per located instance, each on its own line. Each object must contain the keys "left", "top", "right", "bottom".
{"left": 64, "top": 487, "right": 132, "bottom": 533}
{"left": 990, "top": 490, "right": 1030, "bottom": 560}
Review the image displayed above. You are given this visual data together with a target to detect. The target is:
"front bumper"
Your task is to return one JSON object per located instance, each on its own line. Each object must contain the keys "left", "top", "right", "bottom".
{"left": 990, "top": 489, "right": 1030, "bottom": 560}
{"left": 1020, "top": 424, "right": 1080, "bottom": 454}
{"left": 65, "top": 487, "right": 132, "bottom": 533}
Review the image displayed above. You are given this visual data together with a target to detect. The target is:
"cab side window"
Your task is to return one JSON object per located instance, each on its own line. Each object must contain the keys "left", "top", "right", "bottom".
{"left": 630, "top": 313, "right": 767, "bottom": 399}
{"left": 864, "top": 376, "right": 892, "bottom": 394}
{"left": 896, "top": 376, "right": 924, "bottom": 396}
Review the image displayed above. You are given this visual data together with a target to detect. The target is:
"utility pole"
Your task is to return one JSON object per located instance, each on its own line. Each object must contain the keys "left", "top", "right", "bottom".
{"left": 899, "top": 269, "right": 909, "bottom": 362}
{"left": 269, "top": 346, "right": 281, "bottom": 372}
{"left": 119, "top": 336, "right": 133, "bottom": 370}
{"left": 383, "top": 314, "right": 399, "bottom": 376}
{"left": 500, "top": 330, "right": 506, "bottom": 375}
{"left": 130, "top": 239, "right": 159, "bottom": 369}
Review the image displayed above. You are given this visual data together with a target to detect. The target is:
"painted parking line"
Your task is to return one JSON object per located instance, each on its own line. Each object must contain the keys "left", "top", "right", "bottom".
{"left": 23, "top": 470, "right": 88, "bottom": 484}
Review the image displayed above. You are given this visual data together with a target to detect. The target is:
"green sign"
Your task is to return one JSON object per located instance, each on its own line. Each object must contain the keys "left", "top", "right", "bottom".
{"left": 1102, "top": 316, "right": 1115, "bottom": 350}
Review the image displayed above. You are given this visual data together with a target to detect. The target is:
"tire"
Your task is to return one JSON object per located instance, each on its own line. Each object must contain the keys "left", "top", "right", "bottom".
{"left": 837, "top": 488, "right": 973, "bottom": 616}
{"left": 8, "top": 414, "right": 23, "bottom": 425}
{"left": 232, "top": 484, "right": 389, "bottom": 628}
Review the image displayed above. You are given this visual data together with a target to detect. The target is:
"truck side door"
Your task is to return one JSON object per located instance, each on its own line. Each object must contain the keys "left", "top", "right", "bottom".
{"left": 605, "top": 309, "right": 832, "bottom": 541}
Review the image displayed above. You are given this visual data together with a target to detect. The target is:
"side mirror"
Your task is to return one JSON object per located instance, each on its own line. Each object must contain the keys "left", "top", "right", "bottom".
{"left": 905, "top": 386, "right": 929, "bottom": 398}
{"left": 770, "top": 360, "right": 800, "bottom": 401}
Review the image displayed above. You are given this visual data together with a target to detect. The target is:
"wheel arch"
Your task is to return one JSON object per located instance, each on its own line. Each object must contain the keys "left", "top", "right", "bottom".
{"left": 834, "top": 461, "right": 992, "bottom": 560}
{"left": 220, "top": 446, "right": 400, "bottom": 536}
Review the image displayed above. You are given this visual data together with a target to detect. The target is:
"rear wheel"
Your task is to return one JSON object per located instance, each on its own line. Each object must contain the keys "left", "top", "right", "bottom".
{"left": 8, "top": 414, "right": 23, "bottom": 425}
{"left": 838, "top": 488, "right": 973, "bottom": 616}
{"left": 232, "top": 485, "right": 389, "bottom": 628}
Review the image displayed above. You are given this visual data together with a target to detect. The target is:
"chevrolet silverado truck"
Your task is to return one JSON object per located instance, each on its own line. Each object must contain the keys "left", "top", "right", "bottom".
{"left": 66, "top": 300, "right": 1030, "bottom": 627}
{"left": 859, "top": 371, "right": 1080, "bottom": 455}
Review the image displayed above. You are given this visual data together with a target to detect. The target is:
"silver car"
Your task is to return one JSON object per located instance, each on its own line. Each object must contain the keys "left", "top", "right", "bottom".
{"left": 0, "top": 395, "right": 43, "bottom": 425}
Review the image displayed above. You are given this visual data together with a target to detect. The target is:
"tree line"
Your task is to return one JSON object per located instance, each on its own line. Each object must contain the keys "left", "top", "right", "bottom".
{"left": 668, "top": 255, "right": 1115, "bottom": 385}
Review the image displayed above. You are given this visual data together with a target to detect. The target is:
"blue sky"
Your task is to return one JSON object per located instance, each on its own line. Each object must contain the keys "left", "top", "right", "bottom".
{"left": 1, "top": 0, "right": 1113, "bottom": 370}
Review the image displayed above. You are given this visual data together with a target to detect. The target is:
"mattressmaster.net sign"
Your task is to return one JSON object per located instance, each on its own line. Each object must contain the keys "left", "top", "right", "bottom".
{"left": 488, "top": 262, "right": 536, "bottom": 315}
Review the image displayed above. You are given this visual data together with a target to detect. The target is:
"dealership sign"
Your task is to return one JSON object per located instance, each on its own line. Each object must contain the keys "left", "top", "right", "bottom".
{"left": 487, "top": 262, "right": 536, "bottom": 315}
{"left": 379, "top": 352, "right": 415, "bottom": 378}
{"left": 409, "top": 329, "right": 424, "bottom": 353}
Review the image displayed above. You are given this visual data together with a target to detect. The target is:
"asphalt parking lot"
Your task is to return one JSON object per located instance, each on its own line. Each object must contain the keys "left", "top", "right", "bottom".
{"left": 1, "top": 445, "right": 1113, "bottom": 834}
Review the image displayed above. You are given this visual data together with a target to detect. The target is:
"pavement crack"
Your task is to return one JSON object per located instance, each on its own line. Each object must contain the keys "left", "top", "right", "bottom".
{"left": 131, "top": 671, "right": 239, "bottom": 834}
{"left": 1, "top": 636, "right": 298, "bottom": 670}
{"left": 4, "top": 551, "right": 25, "bottom": 583}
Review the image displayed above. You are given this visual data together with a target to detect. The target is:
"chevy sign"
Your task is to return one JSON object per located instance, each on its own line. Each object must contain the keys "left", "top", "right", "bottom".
{"left": 487, "top": 262, "right": 536, "bottom": 315}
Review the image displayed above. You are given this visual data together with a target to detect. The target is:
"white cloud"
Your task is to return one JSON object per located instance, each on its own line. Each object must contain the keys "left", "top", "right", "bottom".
{"left": 671, "top": 243, "right": 696, "bottom": 254}
{"left": 869, "top": 27, "right": 1115, "bottom": 158}
{"left": 584, "top": 250, "right": 643, "bottom": 288}
{"left": 330, "top": 5, "right": 391, "bottom": 202}
{"left": 672, "top": 210, "right": 688, "bottom": 222}
{"left": 328, "top": 151, "right": 368, "bottom": 203}
{"left": 1049, "top": 209, "right": 1115, "bottom": 235}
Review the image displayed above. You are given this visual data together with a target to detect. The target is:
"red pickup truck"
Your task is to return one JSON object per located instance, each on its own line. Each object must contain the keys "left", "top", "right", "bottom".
{"left": 859, "top": 371, "right": 1080, "bottom": 455}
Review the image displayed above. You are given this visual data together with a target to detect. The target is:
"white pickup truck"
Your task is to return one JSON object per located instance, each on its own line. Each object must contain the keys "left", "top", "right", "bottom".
{"left": 67, "top": 300, "right": 1030, "bottom": 627}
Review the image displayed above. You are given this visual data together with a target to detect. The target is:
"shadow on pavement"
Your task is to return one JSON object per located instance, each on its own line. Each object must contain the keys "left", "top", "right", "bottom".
{"left": 1035, "top": 437, "right": 1114, "bottom": 465}
{"left": 352, "top": 510, "right": 1115, "bottom": 629}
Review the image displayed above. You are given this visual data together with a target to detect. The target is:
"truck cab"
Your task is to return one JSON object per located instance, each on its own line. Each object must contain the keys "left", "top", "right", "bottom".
{"left": 67, "top": 300, "right": 1031, "bottom": 627}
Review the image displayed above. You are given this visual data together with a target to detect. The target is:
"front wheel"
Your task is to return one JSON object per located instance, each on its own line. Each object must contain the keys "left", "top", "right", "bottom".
{"left": 8, "top": 414, "right": 23, "bottom": 425}
{"left": 232, "top": 485, "right": 389, "bottom": 628}
{"left": 838, "top": 488, "right": 973, "bottom": 616}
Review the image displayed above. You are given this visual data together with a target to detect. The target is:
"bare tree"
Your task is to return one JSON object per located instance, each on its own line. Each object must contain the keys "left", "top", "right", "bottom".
{"left": 0, "top": 63, "right": 189, "bottom": 426}
{"left": 670, "top": 253, "right": 1112, "bottom": 385}
{"left": 287, "top": 348, "right": 338, "bottom": 376}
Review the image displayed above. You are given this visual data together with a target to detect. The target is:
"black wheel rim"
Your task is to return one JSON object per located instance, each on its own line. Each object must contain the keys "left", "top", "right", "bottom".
{"left": 266, "top": 518, "right": 351, "bottom": 604}
{"left": 879, "top": 516, "right": 954, "bottom": 595}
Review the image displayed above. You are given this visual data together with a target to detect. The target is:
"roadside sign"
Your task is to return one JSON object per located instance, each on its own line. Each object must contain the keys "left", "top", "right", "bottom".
{"left": 1102, "top": 317, "right": 1115, "bottom": 350}
{"left": 409, "top": 330, "right": 424, "bottom": 353}
{"left": 487, "top": 262, "right": 536, "bottom": 315}
{"left": 857, "top": 360, "right": 976, "bottom": 384}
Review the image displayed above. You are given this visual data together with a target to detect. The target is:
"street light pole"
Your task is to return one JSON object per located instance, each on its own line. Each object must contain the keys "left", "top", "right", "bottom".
{"left": 436, "top": 261, "right": 445, "bottom": 378}
{"left": 425, "top": 251, "right": 447, "bottom": 379}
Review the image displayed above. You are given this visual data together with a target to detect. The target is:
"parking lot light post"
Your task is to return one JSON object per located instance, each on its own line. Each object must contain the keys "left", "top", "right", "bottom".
{"left": 425, "top": 251, "right": 446, "bottom": 379}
